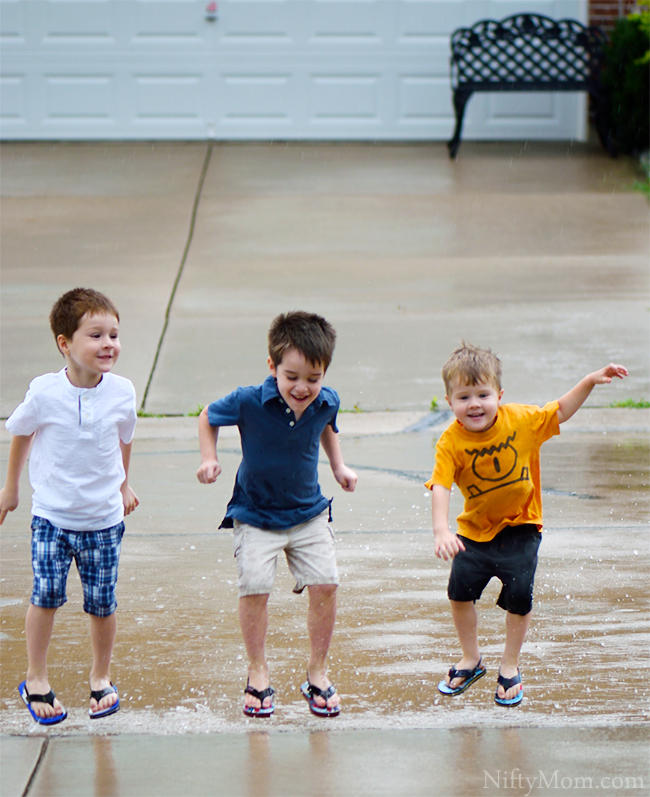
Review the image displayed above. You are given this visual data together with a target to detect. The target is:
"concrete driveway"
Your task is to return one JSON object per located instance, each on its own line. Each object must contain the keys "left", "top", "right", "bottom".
{"left": 1, "top": 140, "right": 648, "bottom": 797}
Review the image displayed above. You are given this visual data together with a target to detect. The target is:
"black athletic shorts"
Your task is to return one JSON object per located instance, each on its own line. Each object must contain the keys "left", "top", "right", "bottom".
{"left": 447, "top": 524, "right": 542, "bottom": 616}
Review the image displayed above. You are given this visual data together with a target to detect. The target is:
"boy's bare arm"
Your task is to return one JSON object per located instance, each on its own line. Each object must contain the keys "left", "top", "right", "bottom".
{"left": 196, "top": 406, "right": 222, "bottom": 483}
{"left": 0, "top": 434, "right": 34, "bottom": 524}
{"left": 320, "top": 424, "right": 357, "bottom": 492}
{"left": 431, "top": 484, "right": 465, "bottom": 561}
{"left": 119, "top": 440, "right": 139, "bottom": 516}
{"left": 556, "top": 363, "right": 628, "bottom": 424}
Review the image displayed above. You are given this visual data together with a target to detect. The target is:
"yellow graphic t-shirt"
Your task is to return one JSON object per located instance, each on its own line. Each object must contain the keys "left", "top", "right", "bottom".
{"left": 425, "top": 401, "right": 560, "bottom": 542}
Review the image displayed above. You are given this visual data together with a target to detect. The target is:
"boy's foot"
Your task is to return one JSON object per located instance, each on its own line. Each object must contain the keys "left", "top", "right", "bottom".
{"left": 437, "top": 657, "right": 486, "bottom": 696}
{"left": 495, "top": 668, "right": 523, "bottom": 706}
{"left": 89, "top": 682, "right": 120, "bottom": 718}
{"left": 301, "top": 671, "right": 341, "bottom": 717}
{"left": 243, "top": 681, "right": 275, "bottom": 717}
{"left": 243, "top": 667, "right": 274, "bottom": 715}
{"left": 18, "top": 681, "right": 67, "bottom": 725}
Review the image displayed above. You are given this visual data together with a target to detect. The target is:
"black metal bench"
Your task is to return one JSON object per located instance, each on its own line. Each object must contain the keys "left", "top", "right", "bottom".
{"left": 447, "top": 13, "right": 608, "bottom": 158}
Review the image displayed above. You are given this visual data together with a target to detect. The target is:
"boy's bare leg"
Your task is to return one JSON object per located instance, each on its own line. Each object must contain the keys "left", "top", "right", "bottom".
{"left": 239, "top": 594, "right": 273, "bottom": 710}
{"left": 497, "top": 610, "right": 531, "bottom": 701}
{"left": 25, "top": 604, "right": 65, "bottom": 719}
{"left": 89, "top": 613, "right": 118, "bottom": 714}
{"left": 447, "top": 600, "right": 482, "bottom": 689}
{"left": 306, "top": 584, "right": 340, "bottom": 710}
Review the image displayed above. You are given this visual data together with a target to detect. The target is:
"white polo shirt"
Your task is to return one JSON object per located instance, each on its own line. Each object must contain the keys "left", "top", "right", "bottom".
{"left": 6, "top": 369, "right": 137, "bottom": 531}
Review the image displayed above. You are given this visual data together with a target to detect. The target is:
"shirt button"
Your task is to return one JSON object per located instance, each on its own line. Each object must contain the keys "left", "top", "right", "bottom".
{"left": 286, "top": 408, "right": 291, "bottom": 414}
{"left": 289, "top": 421, "right": 295, "bottom": 427}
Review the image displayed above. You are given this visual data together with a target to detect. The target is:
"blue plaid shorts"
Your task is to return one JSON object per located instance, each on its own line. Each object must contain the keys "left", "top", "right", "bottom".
{"left": 30, "top": 516, "right": 125, "bottom": 617}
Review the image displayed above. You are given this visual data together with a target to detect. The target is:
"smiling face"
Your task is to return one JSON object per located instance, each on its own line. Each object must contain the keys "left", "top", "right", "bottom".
{"left": 57, "top": 312, "right": 121, "bottom": 388}
{"left": 268, "top": 347, "right": 324, "bottom": 420}
{"left": 446, "top": 378, "right": 504, "bottom": 433}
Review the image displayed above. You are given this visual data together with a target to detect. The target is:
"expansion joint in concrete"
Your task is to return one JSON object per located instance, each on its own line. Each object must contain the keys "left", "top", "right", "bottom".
{"left": 139, "top": 142, "right": 213, "bottom": 412}
{"left": 21, "top": 736, "right": 49, "bottom": 797}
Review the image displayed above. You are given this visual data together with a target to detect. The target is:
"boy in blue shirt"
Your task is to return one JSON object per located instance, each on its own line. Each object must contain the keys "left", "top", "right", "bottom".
{"left": 197, "top": 312, "right": 357, "bottom": 718}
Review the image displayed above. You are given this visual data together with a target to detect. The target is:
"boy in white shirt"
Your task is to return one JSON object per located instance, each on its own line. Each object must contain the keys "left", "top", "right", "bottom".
{"left": 0, "top": 288, "right": 138, "bottom": 724}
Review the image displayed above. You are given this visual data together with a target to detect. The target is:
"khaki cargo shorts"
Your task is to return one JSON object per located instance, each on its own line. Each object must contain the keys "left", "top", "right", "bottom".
{"left": 233, "top": 509, "right": 338, "bottom": 597}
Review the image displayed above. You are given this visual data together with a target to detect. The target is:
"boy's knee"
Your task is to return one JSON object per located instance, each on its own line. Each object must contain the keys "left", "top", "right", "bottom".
{"left": 307, "top": 583, "right": 338, "bottom": 601}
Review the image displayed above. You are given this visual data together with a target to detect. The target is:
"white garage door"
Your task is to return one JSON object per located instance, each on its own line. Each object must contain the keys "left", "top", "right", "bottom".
{"left": 0, "top": 0, "right": 587, "bottom": 141}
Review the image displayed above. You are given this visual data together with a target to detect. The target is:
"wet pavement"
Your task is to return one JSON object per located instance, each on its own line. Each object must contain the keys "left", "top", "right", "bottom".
{"left": 0, "top": 141, "right": 649, "bottom": 796}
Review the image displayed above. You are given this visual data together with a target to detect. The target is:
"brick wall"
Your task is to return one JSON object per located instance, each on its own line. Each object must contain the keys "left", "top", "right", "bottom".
{"left": 589, "top": 0, "right": 639, "bottom": 29}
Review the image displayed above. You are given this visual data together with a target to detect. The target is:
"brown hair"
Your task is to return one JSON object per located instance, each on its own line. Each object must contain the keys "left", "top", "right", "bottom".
{"left": 50, "top": 288, "right": 120, "bottom": 350}
{"left": 442, "top": 342, "right": 502, "bottom": 396}
{"left": 268, "top": 311, "right": 336, "bottom": 371}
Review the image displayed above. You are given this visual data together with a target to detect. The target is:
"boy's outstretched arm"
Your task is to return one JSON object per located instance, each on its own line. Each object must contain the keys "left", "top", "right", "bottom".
{"left": 120, "top": 440, "right": 139, "bottom": 516}
{"left": 0, "top": 434, "right": 34, "bottom": 524}
{"left": 556, "top": 363, "right": 628, "bottom": 424}
{"left": 431, "top": 484, "right": 465, "bottom": 561}
{"left": 320, "top": 424, "right": 357, "bottom": 492}
{"left": 196, "top": 406, "right": 222, "bottom": 484}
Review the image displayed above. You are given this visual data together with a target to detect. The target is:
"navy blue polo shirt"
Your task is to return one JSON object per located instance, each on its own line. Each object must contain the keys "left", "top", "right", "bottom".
{"left": 207, "top": 375, "right": 340, "bottom": 531}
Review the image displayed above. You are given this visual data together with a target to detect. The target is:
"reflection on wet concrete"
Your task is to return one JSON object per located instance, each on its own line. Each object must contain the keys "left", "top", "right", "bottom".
{"left": 1, "top": 421, "right": 647, "bottom": 734}
{"left": 18, "top": 727, "right": 650, "bottom": 797}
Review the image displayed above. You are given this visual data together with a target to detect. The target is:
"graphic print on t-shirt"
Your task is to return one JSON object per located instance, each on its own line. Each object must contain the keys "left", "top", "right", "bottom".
{"left": 465, "top": 432, "right": 529, "bottom": 498}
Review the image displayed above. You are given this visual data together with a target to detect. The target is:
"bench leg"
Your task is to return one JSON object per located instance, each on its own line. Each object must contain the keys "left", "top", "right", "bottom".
{"left": 448, "top": 89, "right": 472, "bottom": 159}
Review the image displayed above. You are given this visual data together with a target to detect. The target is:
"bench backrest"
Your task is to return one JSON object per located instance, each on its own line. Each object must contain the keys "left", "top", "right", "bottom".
{"left": 450, "top": 13, "right": 607, "bottom": 91}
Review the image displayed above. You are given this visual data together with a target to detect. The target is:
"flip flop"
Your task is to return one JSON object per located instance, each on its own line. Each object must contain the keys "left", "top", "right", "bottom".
{"left": 243, "top": 681, "right": 275, "bottom": 717}
{"left": 18, "top": 681, "right": 67, "bottom": 725}
{"left": 495, "top": 670, "right": 523, "bottom": 706}
{"left": 89, "top": 683, "right": 120, "bottom": 718}
{"left": 300, "top": 678, "right": 340, "bottom": 717}
{"left": 437, "top": 658, "right": 486, "bottom": 696}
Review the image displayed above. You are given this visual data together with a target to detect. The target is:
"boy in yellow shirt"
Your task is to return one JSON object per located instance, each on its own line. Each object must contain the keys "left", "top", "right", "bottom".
{"left": 426, "top": 343, "right": 627, "bottom": 706}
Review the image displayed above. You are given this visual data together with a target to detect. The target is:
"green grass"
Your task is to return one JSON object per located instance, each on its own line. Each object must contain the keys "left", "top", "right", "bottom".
{"left": 186, "top": 404, "right": 204, "bottom": 417}
{"left": 609, "top": 398, "right": 650, "bottom": 408}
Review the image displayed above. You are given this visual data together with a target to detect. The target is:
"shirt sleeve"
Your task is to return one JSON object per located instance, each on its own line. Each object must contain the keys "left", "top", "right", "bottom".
{"left": 325, "top": 388, "right": 340, "bottom": 434}
{"left": 118, "top": 381, "right": 138, "bottom": 444}
{"left": 207, "top": 389, "right": 242, "bottom": 428}
{"left": 424, "top": 432, "right": 456, "bottom": 491}
{"left": 5, "top": 385, "right": 39, "bottom": 436}
{"left": 529, "top": 400, "right": 561, "bottom": 443}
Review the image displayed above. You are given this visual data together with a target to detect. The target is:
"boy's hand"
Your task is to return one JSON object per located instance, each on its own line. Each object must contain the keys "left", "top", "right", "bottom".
{"left": 433, "top": 527, "right": 465, "bottom": 561}
{"left": 592, "top": 363, "right": 628, "bottom": 384}
{"left": 121, "top": 484, "right": 139, "bottom": 516}
{"left": 0, "top": 487, "right": 19, "bottom": 525}
{"left": 196, "top": 460, "right": 221, "bottom": 484}
{"left": 333, "top": 464, "right": 357, "bottom": 492}
{"left": 557, "top": 363, "right": 628, "bottom": 424}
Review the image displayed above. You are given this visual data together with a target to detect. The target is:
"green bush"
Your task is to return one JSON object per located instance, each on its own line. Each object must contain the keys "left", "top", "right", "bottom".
{"left": 600, "top": 10, "right": 650, "bottom": 155}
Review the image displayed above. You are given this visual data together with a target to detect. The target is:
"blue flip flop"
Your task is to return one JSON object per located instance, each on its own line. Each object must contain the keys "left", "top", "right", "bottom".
{"left": 300, "top": 679, "right": 340, "bottom": 717}
{"left": 243, "top": 681, "right": 275, "bottom": 717}
{"left": 89, "top": 684, "right": 120, "bottom": 718}
{"left": 495, "top": 670, "right": 523, "bottom": 706}
{"left": 18, "top": 681, "right": 67, "bottom": 725}
{"left": 437, "top": 658, "right": 486, "bottom": 696}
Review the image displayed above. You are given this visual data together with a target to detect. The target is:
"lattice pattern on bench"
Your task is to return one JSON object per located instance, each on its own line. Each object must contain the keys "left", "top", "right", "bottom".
{"left": 448, "top": 14, "right": 608, "bottom": 157}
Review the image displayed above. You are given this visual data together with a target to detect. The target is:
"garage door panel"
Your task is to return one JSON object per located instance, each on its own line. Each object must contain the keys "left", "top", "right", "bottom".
{"left": 218, "top": 73, "right": 293, "bottom": 124}
{"left": 40, "top": 0, "right": 117, "bottom": 47}
{"left": 130, "top": 0, "right": 211, "bottom": 48}
{"left": 0, "top": 74, "right": 27, "bottom": 127}
{"left": 0, "top": 0, "right": 27, "bottom": 47}
{"left": 398, "top": 75, "right": 453, "bottom": 125}
{"left": 309, "top": 73, "right": 381, "bottom": 123}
